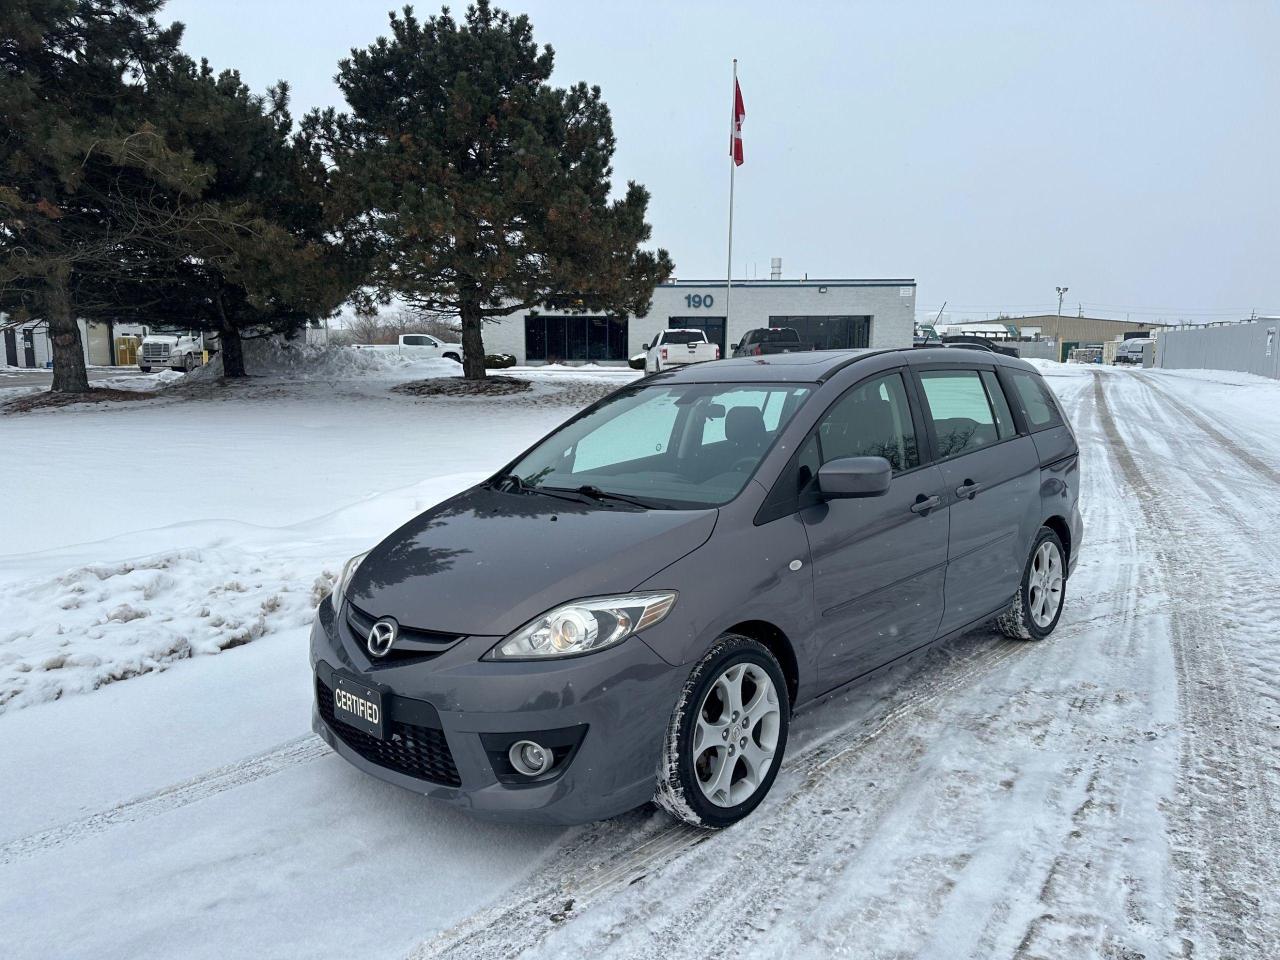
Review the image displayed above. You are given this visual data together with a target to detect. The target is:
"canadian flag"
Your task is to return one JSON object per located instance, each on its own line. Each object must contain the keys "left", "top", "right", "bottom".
{"left": 730, "top": 78, "right": 745, "bottom": 166}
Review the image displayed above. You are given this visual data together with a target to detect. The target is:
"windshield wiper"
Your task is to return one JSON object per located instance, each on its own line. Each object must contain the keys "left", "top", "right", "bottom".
{"left": 490, "top": 472, "right": 525, "bottom": 491}
{"left": 491, "top": 473, "right": 586, "bottom": 505}
{"left": 569, "top": 485, "right": 655, "bottom": 509}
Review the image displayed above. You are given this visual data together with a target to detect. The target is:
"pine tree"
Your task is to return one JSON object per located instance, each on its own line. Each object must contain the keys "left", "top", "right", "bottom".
{"left": 133, "top": 58, "right": 361, "bottom": 377}
{"left": 306, "top": 1, "right": 672, "bottom": 380}
{"left": 0, "top": 0, "right": 204, "bottom": 392}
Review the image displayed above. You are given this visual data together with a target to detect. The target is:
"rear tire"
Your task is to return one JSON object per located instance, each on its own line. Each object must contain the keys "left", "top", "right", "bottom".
{"left": 443, "top": 352, "right": 461, "bottom": 363}
{"left": 996, "top": 527, "right": 1067, "bottom": 640}
{"left": 655, "top": 634, "right": 789, "bottom": 829}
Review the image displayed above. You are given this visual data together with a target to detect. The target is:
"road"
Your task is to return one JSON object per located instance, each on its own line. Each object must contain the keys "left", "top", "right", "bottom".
{"left": 2, "top": 366, "right": 1277, "bottom": 959}
{"left": 0, "top": 367, "right": 158, "bottom": 389}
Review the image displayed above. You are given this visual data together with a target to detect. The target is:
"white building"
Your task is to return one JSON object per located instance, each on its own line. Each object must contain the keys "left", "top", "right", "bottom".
{"left": 482, "top": 277, "right": 917, "bottom": 365}
{"left": 2, "top": 317, "right": 155, "bottom": 368}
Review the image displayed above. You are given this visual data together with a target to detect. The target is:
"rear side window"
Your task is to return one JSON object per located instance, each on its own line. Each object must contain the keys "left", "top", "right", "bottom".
{"left": 918, "top": 369, "right": 1003, "bottom": 458}
{"left": 1008, "top": 370, "right": 1063, "bottom": 431}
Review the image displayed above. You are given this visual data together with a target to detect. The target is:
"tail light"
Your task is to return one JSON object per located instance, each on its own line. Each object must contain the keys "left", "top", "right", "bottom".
{"left": 661, "top": 348, "right": 668, "bottom": 360}
{"left": 713, "top": 345, "right": 720, "bottom": 359}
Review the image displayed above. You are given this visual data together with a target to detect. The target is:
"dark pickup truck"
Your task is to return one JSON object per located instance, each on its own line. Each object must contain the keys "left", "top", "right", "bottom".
{"left": 732, "top": 327, "right": 804, "bottom": 357}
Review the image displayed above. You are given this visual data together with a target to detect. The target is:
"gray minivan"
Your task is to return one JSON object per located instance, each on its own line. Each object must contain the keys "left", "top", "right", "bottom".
{"left": 310, "top": 348, "right": 1081, "bottom": 828}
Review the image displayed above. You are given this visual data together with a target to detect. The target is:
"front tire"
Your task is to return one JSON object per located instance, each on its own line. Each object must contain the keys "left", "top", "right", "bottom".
{"left": 443, "top": 352, "right": 461, "bottom": 363}
{"left": 655, "top": 634, "right": 789, "bottom": 828}
{"left": 997, "top": 527, "right": 1067, "bottom": 640}
{"left": 138, "top": 365, "right": 151, "bottom": 373}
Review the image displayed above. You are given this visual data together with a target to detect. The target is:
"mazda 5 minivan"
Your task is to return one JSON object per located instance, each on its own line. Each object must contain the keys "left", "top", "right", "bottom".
{"left": 310, "top": 348, "right": 1081, "bottom": 828}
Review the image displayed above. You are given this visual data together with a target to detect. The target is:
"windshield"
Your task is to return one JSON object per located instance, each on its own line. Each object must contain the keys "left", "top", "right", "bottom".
{"left": 662, "top": 331, "right": 707, "bottom": 345}
{"left": 504, "top": 382, "right": 813, "bottom": 508}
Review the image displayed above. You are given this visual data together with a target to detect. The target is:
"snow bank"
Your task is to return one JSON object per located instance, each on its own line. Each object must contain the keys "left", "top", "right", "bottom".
{"left": 95, "top": 369, "right": 185, "bottom": 392}
{"left": 0, "top": 473, "right": 482, "bottom": 714}
{"left": 1148, "top": 367, "right": 1278, "bottom": 388}
{"left": 187, "top": 337, "right": 463, "bottom": 382}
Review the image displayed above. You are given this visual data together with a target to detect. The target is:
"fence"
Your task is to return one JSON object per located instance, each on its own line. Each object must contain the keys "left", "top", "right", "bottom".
{"left": 1011, "top": 339, "right": 1061, "bottom": 362}
{"left": 1156, "top": 321, "right": 1280, "bottom": 380}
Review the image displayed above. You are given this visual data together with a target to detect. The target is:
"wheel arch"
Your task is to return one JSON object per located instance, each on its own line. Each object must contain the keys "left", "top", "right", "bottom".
{"left": 722, "top": 619, "right": 799, "bottom": 709}
{"left": 1042, "top": 514, "right": 1072, "bottom": 568}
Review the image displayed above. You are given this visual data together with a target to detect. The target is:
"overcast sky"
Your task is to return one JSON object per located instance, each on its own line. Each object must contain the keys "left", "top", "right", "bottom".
{"left": 165, "top": 0, "right": 1277, "bottom": 323}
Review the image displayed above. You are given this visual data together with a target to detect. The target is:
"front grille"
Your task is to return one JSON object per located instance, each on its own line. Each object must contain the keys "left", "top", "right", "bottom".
{"left": 317, "top": 674, "right": 462, "bottom": 787}
{"left": 345, "top": 602, "right": 465, "bottom": 663}
{"left": 142, "top": 343, "right": 170, "bottom": 360}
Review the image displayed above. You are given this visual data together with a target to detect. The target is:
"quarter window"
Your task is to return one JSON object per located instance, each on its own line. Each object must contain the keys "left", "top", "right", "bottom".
{"left": 1008, "top": 370, "right": 1064, "bottom": 431}
{"left": 980, "top": 370, "right": 1017, "bottom": 440}
{"left": 918, "top": 369, "right": 1003, "bottom": 457}
{"left": 815, "top": 372, "right": 920, "bottom": 473}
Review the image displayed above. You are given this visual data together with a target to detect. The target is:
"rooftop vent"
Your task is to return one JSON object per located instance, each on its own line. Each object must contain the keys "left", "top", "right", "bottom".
{"left": 770, "top": 257, "right": 782, "bottom": 281}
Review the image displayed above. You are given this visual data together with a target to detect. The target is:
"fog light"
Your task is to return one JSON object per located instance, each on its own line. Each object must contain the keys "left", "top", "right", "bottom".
{"left": 508, "top": 739, "right": 552, "bottom": 777}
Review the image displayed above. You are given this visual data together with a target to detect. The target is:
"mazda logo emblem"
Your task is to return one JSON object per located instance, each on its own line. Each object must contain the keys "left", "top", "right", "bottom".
{"left": 367, "top": 618, "right": 398, "bottom": 658}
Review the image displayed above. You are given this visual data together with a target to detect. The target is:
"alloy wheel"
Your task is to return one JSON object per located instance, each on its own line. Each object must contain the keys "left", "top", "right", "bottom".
{"left": 1028, "top": 539, "right": 1064, "bottom": 628}
{"left": 692, "top": 662, "right": 781, "bottom": 807}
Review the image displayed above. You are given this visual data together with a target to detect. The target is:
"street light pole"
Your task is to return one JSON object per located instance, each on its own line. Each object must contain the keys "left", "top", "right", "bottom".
{"left": 1056, "top": 286, "right": 1069, "bottom": 317}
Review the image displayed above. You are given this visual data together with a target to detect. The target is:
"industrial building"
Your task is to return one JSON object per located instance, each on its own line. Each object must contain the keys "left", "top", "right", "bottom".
{"left": 481, "top": 275, "right": 918, "bottom": 365}
{"left": 932, "top": 314, "right": 1172, "bottom": 362}
{"left": 1, "top": 317, "right": 148, "bottom": 369}
{"left": 992, "top": 314, "right": 1169, "bottom": 345}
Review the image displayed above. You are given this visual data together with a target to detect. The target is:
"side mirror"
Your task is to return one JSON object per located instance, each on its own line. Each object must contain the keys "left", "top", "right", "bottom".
{"left": 817, "top": 456, "right": 892, "bottom": 498}
{"left": 642, "top": 341, "right": 650, "bottom": 351}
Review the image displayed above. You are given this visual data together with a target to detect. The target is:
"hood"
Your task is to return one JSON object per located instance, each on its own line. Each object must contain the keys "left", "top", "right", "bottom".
{"left": 347, "top": 486, "right": 717, "bottom": 636}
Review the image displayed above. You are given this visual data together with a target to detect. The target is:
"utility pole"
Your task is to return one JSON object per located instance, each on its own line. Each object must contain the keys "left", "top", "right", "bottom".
{"left": 1056, "top": 286, "right": 1069, "bottom": 316}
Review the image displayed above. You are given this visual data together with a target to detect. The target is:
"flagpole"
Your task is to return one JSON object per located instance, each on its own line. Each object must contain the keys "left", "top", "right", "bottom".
{"left": 725, "top": 58, "right": 737, "bottom": 338}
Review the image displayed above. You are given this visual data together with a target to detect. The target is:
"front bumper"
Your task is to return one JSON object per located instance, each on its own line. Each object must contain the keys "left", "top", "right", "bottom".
{"left": 309, "top": 600, "right": 686, "bottom": 825}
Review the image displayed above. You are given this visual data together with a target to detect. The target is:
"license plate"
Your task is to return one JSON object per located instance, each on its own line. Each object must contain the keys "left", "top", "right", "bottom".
{"left": 332, "top": 675, "right": 384, "bottom": 740}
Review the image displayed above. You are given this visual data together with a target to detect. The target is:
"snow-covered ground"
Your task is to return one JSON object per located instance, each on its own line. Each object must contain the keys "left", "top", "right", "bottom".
{"left": 2, "top": 357, "right": 1278, "bottom": 958}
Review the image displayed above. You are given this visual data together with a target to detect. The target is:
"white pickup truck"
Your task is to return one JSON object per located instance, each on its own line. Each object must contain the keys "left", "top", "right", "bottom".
{"left": 352, "top": 333, "right": 464, "bottom": 362}
{"left": 138, "top": 333, "right": 212, "bottom": 373}
{"left": 644, "top": 329, "right": 720, "bottom": 374}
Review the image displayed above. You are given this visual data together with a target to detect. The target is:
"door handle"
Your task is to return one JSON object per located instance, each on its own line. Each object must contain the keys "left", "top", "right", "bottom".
{"left": 910, "top": 494, "right": 941, "bottom": 515}
{"left": 955, "top": 479, "right": 983, "bottom": 499}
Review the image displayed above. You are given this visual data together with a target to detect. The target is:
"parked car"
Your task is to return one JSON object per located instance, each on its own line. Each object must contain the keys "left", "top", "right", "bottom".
{"left": 352, "top": 333, "right": 463, "bottom": 362}
{"left": 311, "top": 347, "right": 1081, "bottom": 828}
{"left": 644, "top": 328, "right": 720, "bottom": 374}
{"left": 940, "top": 335, "right": 1020, "bottom": 357}
{"left": 732, "top": 326, "right": 803, "bottom": 357}
{"left": 138, "top": 333, "right": 213, "bottom": 373}
{"left": 1113, "top": 338, "right": 1153, "bottom": 365}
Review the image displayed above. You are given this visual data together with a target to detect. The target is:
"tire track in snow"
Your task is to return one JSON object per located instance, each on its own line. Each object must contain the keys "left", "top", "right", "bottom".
{"left": 409, "top": 637, "right": 1028, "bottom": 960}
{"left": 0, "top": 734, "right": 327, "bottom": 865}
{"left": 1138, "top": 372, "right": 1280, "bottom": 484}
{"left": 1093, "top": 372, "right": 1280, "bottom": 957}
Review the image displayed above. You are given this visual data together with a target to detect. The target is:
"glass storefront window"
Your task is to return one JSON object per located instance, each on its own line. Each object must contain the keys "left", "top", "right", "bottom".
{"left": 524, "top": 315, "right": 629, "bottom": 362}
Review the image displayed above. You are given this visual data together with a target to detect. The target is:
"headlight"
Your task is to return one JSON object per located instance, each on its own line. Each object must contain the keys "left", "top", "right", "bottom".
{"left": 485, "top": 592, "right": 677, "bottom": 660}
{"left": 330, "top": 550, "right": 369, "bottom": 612}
